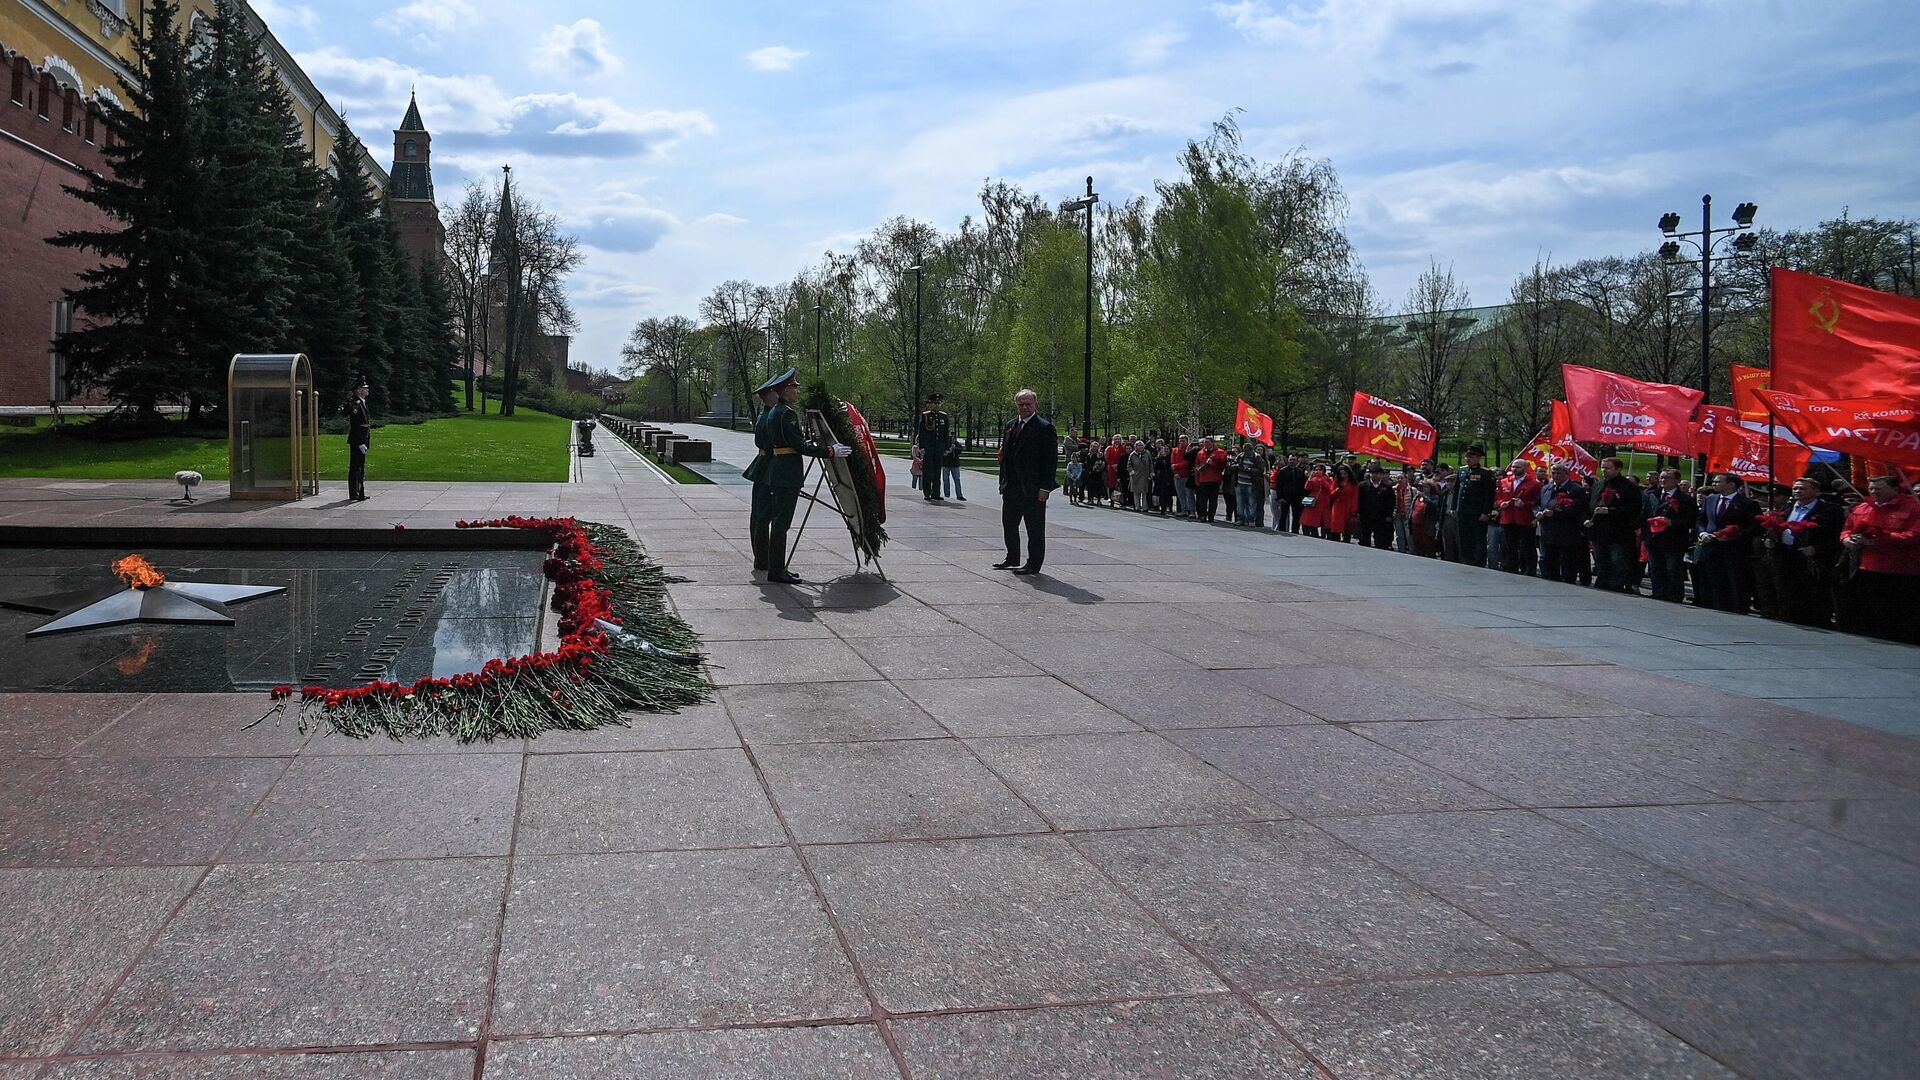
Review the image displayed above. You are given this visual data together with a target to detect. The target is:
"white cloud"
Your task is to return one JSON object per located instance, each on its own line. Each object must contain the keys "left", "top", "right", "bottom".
{"left": 251, "top": 0, "right": 318, "bottom": 34}
{"left": 296, "top": 47, "right": 710, "bottom": 160}
{"left": 533, "top": 20, "right": 623, "bottom": 79}
{"left": 1127, "top": 27, "right": 1186, "bottom": 68}
{"left": 746, "top": 46, "right": 810, "bottom": 72}
{"left": 375, "top": 0, "right": 480, "bottom": 49}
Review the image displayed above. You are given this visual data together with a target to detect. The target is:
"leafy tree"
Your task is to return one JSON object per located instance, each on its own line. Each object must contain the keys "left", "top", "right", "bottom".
{"left": 48, "top": 0, "right": 202, "bottom": 419}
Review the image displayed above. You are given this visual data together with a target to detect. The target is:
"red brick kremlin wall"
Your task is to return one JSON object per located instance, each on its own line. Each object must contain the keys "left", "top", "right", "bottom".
{"left": 1, "top": 50, "right": 113, "bottom": 409}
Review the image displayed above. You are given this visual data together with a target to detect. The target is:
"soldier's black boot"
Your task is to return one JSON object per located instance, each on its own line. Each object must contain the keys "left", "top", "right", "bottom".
{"left": 767, "top": 534, "right": 804, "bottom": 584}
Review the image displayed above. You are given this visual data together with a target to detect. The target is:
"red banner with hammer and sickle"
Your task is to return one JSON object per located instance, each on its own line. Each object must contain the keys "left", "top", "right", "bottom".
{"left": 1345, "top": 392, "right": 1436, "bottom": 466}
{"left": 1771, "top": 268, "right": 1920, "bottom": 400}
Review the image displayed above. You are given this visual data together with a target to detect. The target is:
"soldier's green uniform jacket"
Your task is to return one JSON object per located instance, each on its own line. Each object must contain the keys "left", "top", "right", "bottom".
{"left": 917, "top": 408, "right": 951, "bottom": 457}
{"left": 1449, "top": 465, "right": 1497, "bottom": 520}
{"left": 742, "top": 400, "right": 827, "bottom": 487}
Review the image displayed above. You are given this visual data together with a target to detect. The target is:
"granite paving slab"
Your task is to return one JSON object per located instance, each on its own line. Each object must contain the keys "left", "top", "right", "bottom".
{"left": 66, "top": 693, "right": 308, "bottom": 757}
{"left": 514, "top": 749, "right": 783, "bottom": 854}
{"left": 724, "top": 682, "right": 947, "bottom": 744}
{"left": 1167, "top": 725, "right": 1509, "bottom": 817}
{"left": 35, "top": 1050, "right": 477, "bottom": 1078}
{"left": 1226, "top": 666, "right": 1496, "bottom": 722}
{"left": 703, "top": 638, "right": 883, "bottom": 686}
{"left": 0, "top": 865, "right": 201, "bottom": 1057}
{"left": 1581, "top": 961, "right": 1920, "bottom": 1080}
{"left": 491, "top": 849, "right": 867, "bottom": 1033}
{"left": 898, "top": 677, "right": 1138, "bottom": 737}
{"left": 1549, "top": 803, "right": 1920, "bottom": 958}
{"left": 756, "top": 738, "right": 1046, "bottom": 843}
{"left": 482, "top": 1027, "right": 898, "bottom": 1078}
{"left": 807, "top": 835, "right": 1221, "bottom": 1012}
{"left": 0, "top": 693, "right": 145, "bottom": 755}
{"left": 1354, "top": 718, "right": 1720, "bottom": 807}
{"left": 75, "top": 859, "right": 505, "bottom": 1052}
{"left": 1077, "top": 822, "right": 1538, "bottom": 988}
{"left": 1756, "top": 797, "right": 1920, "bottom": 865}
{"left": 223, "top": 754, "right": 521, "bottom": 861}
{"left": 1061, "top": 669, "right": 1322, "bottom": 729}
{"left": 847, "top": 636, "right": 1042, "bottom": 680}
{"left": 525, "top": 703, "right": 740, "bottom": 752}
{"left": 1322, "top": 810, "right": 1849, "bottom": 965}
{"left": 0, "top": 757, "right": 283, "bottom": 866}
{"left": 966, "top": 732, "right": 1281, "bottom": 830}
{"left": 891, "top": 996, "right": 1318, "bottom": 1079}
{"left": 1263, "top": 972, "right": 1738, "bottom": 1079}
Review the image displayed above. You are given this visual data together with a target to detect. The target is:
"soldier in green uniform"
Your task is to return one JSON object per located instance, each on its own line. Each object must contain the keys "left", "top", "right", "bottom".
{"left": 917, "top": 393, "right": 952, "bottom": 502}
{"left": 744, "top": 368, "right": 847, "bottom": 584}
{"left": 1443, "top": 444, "right": 1497, "bottom": 566}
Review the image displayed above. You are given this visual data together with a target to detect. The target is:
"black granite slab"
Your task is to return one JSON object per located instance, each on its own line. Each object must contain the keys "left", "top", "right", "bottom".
{"left": 0, "top": 547, "right": 545, "bottom": 693}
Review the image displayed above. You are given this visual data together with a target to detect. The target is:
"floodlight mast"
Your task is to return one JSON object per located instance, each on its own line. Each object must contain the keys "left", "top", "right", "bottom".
{"left": 1653, "top": 194, "right": 1758, "bottom": 473}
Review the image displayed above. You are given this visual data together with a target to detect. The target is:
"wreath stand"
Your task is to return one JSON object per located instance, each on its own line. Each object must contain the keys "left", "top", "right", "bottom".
{"left": 789, "top": 409, "right": 887, "bottom": 580}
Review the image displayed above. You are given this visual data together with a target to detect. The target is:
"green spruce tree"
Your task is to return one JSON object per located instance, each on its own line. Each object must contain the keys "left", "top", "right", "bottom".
{"left": 187, "top": 0, "right": 296, "bottom": 406}
{"left": 417, "top": 261, "right": 461, "bottom": 414}
{"left": 47, "top": 0, "right": 203, "bottom": 419}
{"left": 330, "top": 123, "right": 396, "bottom": 413}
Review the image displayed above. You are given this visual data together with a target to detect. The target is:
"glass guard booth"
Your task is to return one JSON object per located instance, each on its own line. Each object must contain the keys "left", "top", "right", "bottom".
{"left": 228, "top": 354, "right": 319, "bottom": 500}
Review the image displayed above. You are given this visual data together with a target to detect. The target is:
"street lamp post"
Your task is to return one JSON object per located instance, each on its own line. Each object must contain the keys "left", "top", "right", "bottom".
{"left": 1063, "top": 176, "right": 1099, "bottom": 438}
{"left": 1657, "top": 194, "right": 1758, "bottom": 473}
{"left": 813, "top": 299, "right": 825, "bottom": 378}
{"left": 906, "top": 263, "right": 924, "bottom": 427}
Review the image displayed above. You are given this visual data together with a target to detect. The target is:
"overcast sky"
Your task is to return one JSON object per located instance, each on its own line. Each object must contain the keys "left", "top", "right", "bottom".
{"left": 255, "top": 0, "right": 1920, "bottom": 372}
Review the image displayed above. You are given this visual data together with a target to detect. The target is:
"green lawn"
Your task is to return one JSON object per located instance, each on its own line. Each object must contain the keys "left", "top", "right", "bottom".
{"left": 0, "top": 407, "right": 573, "bottom": 483}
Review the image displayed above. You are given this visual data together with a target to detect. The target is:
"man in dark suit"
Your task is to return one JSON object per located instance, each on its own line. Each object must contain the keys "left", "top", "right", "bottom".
{"left": 1769, "top": 475, "right": 1844, "bottom": 626}
{"left": 346, "top": 376, "right": 372, "bottom": 502}
{"left": 917, "top": 393, "right": 952, "bottom": 502}
{"left": 1357, "top": 465, "right": 1395, "bottom": 548}
{"left": 1692, "top": 472, "right": 1760, "bottom": 612}
{"left": 1585, "top": 456, "right": 1641, "bottom": 592}
{"left": 1642, "top": 467, "right": 1698, "bottom": 603}
{"left": 1272, "top": 454, "right": 1307, "bottom": 532}
{"left": 1535, "top": 463, "right": 1589, "bottom": 584}
{"left": 994, "top": 388, "right": 1058, "bottom": 575}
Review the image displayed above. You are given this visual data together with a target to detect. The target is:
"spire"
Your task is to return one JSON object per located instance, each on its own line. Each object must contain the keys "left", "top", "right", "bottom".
{"left": 398, "top": 89, "right": 425, "bottom": 132}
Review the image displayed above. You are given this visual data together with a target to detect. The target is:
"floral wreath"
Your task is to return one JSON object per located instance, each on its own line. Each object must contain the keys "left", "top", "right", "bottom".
{"left": 264, "top": 517, "right": 710, "bottom": 742}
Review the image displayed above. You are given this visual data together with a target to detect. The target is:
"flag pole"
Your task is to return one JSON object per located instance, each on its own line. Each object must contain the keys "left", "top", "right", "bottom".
{"left": 1766, "top": 406, "right": 1777, "bottom": 491}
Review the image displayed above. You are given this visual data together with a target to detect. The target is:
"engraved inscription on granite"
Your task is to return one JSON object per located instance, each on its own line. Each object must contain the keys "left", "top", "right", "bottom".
{"left": 0, "top": 547, "right": 546, "bottom": 693}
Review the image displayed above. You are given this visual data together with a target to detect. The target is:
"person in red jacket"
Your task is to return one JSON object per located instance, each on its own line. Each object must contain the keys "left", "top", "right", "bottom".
{"left": 1495, "top": 461, "right": 1543, "bottom": 575}
{"left": 1325, "top": 463, "right": 1360, "bottom": 541}
{"left": 1837, "top": 474, "right": 1920, "bottom": 644}
{"left": 1299, "top": 462, "right": 1334, "bottom": 536}
{"left": 1192, "top": 437, "right": 1227, "bottom": 522}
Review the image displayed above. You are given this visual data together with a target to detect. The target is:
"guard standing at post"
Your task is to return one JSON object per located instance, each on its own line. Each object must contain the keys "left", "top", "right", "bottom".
{"left": 347, "top": 376, "right": 372, "bottom": 502}
{"left": 744, "top": 368, "right": 846, "bottom": 584}
{"left": 917, "top": 393, "right": 952, "bottom": 502}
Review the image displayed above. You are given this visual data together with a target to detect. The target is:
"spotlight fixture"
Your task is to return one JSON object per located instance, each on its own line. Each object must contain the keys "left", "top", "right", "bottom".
{"left": 1658, "top": 212, "right": 1682, "bottom": 235}
{"left": 1659, "top": 240, "right": 1682, "bottom": 261}
{"left": 1732, "top": 232, "right": 1759, "bottom": 252}
{"left": 1731, "top": 202, "right": 1758, "bottom": 227}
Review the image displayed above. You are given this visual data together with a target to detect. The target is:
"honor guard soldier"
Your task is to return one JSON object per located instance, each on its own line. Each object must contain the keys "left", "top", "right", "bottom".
{"left": 917, "top": 392, "right": 952, "bottom": 501}
{"left": 347, "top": 376, "right": 372, "bottom": 502}
{"left": 1444, "top": 444, "right": 1496, "bottom": 566}
{"left": 744, "top": 368, "right": 847, "bottom": 584}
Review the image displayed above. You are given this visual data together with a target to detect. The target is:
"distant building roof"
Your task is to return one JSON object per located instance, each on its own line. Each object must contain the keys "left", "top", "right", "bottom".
{"left": 398, "top": 92, "right": 426, "bottom": 132}
{"left": 390, "top": 162, "right": 432, "bottom": 202}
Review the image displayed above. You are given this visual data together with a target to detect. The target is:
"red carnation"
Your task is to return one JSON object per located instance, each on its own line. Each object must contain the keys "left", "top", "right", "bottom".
{"left": 1648, "top": 516, "right": 1670, "bottom": 534}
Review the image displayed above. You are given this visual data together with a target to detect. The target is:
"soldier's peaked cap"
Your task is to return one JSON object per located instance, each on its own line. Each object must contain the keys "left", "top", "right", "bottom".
{"left": 755, "top": 368, "right": 798, "bottom": 394}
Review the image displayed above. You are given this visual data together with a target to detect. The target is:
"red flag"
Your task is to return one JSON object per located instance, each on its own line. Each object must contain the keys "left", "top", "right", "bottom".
{"left": 1772, "top": 268, "right": 1920, "bottom": 399}
{"left": 843, "top": 400, "right": 886, "bottom": 522}
{"left": 1345, "top": 391, "right": 1437, "bottom": 466}
{"left": 1548, "top": 399, "right": 1575, "bottom": 445}
{"left": 1705, "top": 419, "right": 1811, "bottom": 483}
{"left": 1729, "top": 364, "right": 1772, "bottom": 420}
{"left": 1561, "top": 364, "right": 1703, "bottom": 456}
{"left": 1692, "top": 404, "right": 1739, "bottom": 456}
{"left": 1233, "top": 398, "right": 1274, "bottom": 446}
{"left": 1518, "top": 415, "right": 1597, "bottom": 479}
{"left": 1754, "top": 389, "right": 1920, "bottom": 468}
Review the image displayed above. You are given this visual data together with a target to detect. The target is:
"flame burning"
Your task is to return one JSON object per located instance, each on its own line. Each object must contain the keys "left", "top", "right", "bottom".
{"left": 112, "top": 554, "right": 166, "bottom": 590}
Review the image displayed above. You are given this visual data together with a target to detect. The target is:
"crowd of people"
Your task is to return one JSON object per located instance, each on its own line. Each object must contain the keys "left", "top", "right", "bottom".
{"left": 1057, "top": 433, "right": 1920, "bottom": 645}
